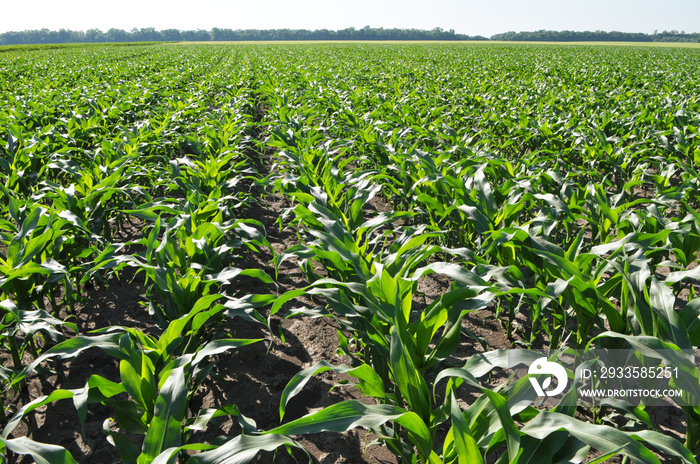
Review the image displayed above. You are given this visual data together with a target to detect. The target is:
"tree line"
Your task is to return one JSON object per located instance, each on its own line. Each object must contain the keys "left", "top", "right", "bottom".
{"left": 491, "top": 29, "right": 700, "bottom": 43}
{"left": 0, "top": 27, "right": 698, "bottom": 45}
{"left": 0, "top": 27, "right": 484, "bottom": 45}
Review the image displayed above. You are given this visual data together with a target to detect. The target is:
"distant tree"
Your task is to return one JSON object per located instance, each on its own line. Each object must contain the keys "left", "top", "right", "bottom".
{"left": 490, "top": 29, "right": 661, "bottom": 42}
{"left": 106, "top": 28, "right": 130, "bottom": 42}
{"left": 56, "top": 29, "right": 72, "bottom": 43}
{"left": 160, "top": 29, "right": 182, "bottom": 41}
{"left": 180, "top": 29, "right": 210, "bottom": 41}
{"left": 14, "top": 26, "right": 698, "bottom": 45}
{"left": 85, "top": 28, "right": 105, "bottom": 42}
{"left": 210, "top": 27, "right": 225, "bottom": 41}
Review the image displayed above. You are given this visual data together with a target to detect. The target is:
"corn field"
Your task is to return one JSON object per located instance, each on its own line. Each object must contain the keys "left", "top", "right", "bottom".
{"left": 1, "top": 42, "right": 700, "bottom": 463}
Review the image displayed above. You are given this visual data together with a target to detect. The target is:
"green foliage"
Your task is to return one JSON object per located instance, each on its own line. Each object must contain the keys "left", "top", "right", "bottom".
{"left": 2, "top": 42, "right": 700, "bottom": 464}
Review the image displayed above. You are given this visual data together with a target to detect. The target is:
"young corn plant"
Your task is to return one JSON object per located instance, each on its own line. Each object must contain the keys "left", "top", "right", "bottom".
{"left": 0, "top": 298, "right": 77, "bottom": 426}
{"left": 87, "top": 214, "right": 273, "bottom": 328}
{"left": 0, "top": 202, "right": 76, "bottom": 314}
{"left": 587, "top": 331, "right": 700, "bottom": 457}
{"left": 166, "top": 151, "right": 258, "bottom": 213}
{"left": 40, "top": 156, "right": 149, "bottom": 243}
{"left": 272, "top": 212, "right": 532, "bottom": 461}
{"left": 2, "top": 296, "right": 269, "bottom": 464}
{"left": 275, "top": 340, "right": 696, "bottom": 463}
{"left": 482, "top": 226, "right": 628, "bottom": 347}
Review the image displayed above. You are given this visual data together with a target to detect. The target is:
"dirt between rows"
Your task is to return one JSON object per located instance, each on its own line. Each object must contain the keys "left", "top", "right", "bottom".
{"left": 2, "top": 164, "right": 690, "bottom": 464}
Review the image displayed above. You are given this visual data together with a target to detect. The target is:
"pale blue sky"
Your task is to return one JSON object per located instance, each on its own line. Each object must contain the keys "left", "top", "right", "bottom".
{"left": 1, "top": 0, "right": 698, "bottom": 36}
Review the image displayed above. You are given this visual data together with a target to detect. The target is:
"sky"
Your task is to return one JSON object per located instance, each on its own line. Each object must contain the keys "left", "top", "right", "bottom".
{"left": 0, "top": 0, "right": 698, "bottom": 37}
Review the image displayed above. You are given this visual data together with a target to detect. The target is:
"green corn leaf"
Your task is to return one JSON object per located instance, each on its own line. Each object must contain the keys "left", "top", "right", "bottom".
{"left": 158, "top": 294, "right": 224, "bottom": 353}
{"left": 521, "top": 411, "right": 690, "bottom": 464}
{"left": 411, "top": 262, "right": 490, "bottom": 288}
{"left": 269, "top": 289, "right": 307, "bottom": 316}
{"left": 268, "top": 400, "right": 432, "bottom": 460}
{"left": 680, "top": 299, "right": 700, "bottom": 345}
{"left": 390, "top": 324, "right": 431, "bottom": 423}
{"left": 473, "top": 167, "right": 497, "bottom": 219}
{"left": 20, "top": 332, "right": 124, "bottom": 381}
{"left": 649, "top": 277, "right": 691, "bottom": 350}
{"left": 279, "top": 360, "right": 385, "bottom": 421}
{"left": 666, "top": 265, "right": 700, "bottom": 284}
{"left": 186, "top": 434, "right": 305, "bottom": 464}
{"left": 417, "top": 286, "right": 483, "bottom": 365}
{"left": 584, "top": 445, "right": 627, "bottom": 464}
{"left": 513, "top": 431, "right": 570, "bottom": 464}
{"left": 103, "top": 418, "right": 140, "bottom": 464}
{"left": 0, "top": 437, "right": 77, "bottom": 464}
{"left": 205, "top": 267, "right": 274, "bottom": 286}
{"left": 141, "top": 366, "right": 188, "bottom": 461}
{"left": 436, "top": 349, "right": 543, "bottom": 383}
{"left": 74, "top": 375, "right": 127, "bottom": 430}
{"left": 590, "top": 332, "right": 700, "bottom": 402}
{"left": 3, "top": 389, "right": 76, "bottom": 438}
{"left": 481, "top": 390, "right": 520, "bottom": 462}
{"left": 120, "top": 355, "right": 155, "bottom": 414}
{"left": 458, "top": 205, "right": 492, "bottom": 234}
{"left": 629, "top": 430, "right": 696, "bottom": 464}
{"left": 186, "top": 404, "right": 257, "bottom": 434}
{"left": 449, "top": 392, "right": 484, "bottom": 464}
{"left": 190, "top": 338, "right": 264, "bottom": 368}
{"left": 110, "top": 399, "right": 148, "bottom": 435}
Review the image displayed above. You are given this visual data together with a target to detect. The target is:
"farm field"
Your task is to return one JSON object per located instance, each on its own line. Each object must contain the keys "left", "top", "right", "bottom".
{"left": 1, "top": 42, "right": 700, "bottom": 463}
